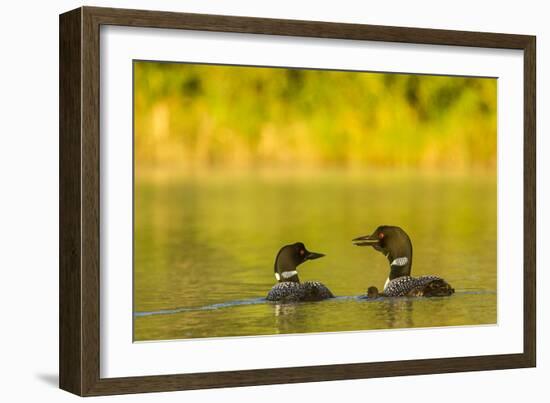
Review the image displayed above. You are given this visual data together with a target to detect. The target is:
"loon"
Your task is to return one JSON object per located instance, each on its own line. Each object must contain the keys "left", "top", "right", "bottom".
{"left": 352, "top": 226, "right": 454, "bottom": 297}
{"left": 266, "top": 242, "right": 335, "bottom": 302}
{"left": 366, "top": 286, "right": 380, "bottom": 299}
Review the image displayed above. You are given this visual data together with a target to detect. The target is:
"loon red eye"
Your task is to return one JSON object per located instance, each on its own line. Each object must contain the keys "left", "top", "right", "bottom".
{"left": 378, "top": 232, "right": 385, "bottom": 239}
{"left": 300, "top": 249, "right": 305, "bottom": 255}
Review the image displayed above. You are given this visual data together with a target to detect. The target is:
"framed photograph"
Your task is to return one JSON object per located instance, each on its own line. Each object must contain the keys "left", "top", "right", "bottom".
{"left": 59, "top": 6, "right": 536, "bottom": 396}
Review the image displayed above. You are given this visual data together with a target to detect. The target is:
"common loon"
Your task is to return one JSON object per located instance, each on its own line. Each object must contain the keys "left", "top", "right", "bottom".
{"left": 366, "top": 286, "right": 380, "bottom": 299}
{"left": 266, "top": 242, "right": 335, "bottom": 302}
{"left": 352, "top": 226, "right": 454, "bottom": 297}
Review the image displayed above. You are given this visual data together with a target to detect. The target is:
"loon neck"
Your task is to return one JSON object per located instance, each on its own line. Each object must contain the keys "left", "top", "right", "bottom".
{"left": 284, "top": 274, "right": 300, "bottom": 283}
{"left": 387, "top": 253, "right": 412, "bottom": 280}
{"left": 389, "top": 264, "right": 411, "bottom": 280}
{"left": 275, "top": 270, "right": 300, "bottom": 283}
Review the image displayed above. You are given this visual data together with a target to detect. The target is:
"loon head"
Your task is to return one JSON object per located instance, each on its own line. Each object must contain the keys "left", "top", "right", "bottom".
{"left": 352, "top": 225, "right": 413, "bottom": 280}
{"left": 274, "top": 242, "right": 325, "bottom": 283}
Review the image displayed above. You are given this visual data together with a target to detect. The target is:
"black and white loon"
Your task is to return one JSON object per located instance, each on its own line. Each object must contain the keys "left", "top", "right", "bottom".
{"left": 266, "top": 242, "right": 334, "bottom": 302}
{"left": 352, "top": 226, "right": 454, "bottom": 297}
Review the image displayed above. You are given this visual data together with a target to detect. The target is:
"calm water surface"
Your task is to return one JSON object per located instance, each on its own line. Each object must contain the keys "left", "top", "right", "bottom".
{"left": 134, "top": 171, "right": 496, "bottom": 341}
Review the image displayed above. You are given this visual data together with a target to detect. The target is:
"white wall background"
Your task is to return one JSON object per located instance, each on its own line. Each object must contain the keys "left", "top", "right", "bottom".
{"left": 0, "top": 0, "right": 546, "bottom": 401}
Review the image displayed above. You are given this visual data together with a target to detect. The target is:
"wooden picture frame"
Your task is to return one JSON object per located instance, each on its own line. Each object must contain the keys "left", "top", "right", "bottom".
{"left": 59, "top": 6, "right": 536, "bottom": 396}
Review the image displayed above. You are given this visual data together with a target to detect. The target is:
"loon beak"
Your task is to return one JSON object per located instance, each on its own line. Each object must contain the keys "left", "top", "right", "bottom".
{"left": 305, "top": 251, "right": 325, "bottom": 260}
{"left": 352, "top": 234, "right": 379, "bottom": 247}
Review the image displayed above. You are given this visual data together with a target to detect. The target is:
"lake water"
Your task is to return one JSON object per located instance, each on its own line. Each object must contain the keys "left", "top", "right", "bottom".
{"left": 133, "top": 171, "right": 496, "bottom": 341}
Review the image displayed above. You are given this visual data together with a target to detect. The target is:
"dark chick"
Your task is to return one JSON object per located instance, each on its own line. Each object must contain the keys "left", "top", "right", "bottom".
{"left": 266, "top": 242, "right": 334, "bottom": 302}
{"left": 353, "top": 226, "right": 454, "bottom": 297}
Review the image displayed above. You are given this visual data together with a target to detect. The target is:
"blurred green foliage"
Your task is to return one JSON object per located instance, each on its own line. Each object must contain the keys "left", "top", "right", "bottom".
{"left": 134, "top": 62, "right": 496, "bottom": 171}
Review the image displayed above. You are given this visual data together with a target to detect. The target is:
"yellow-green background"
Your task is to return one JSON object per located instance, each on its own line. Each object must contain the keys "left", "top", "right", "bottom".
{"left": 134, "top": 63, "right": 496, "bottom": 172}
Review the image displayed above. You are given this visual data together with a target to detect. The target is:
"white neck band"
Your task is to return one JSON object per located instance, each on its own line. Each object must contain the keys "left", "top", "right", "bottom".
{"left": 275, "top": 270, "right": 298, "bottom": 281}
{"left": 391, "top": 256, "right": 408, "bottom": 267}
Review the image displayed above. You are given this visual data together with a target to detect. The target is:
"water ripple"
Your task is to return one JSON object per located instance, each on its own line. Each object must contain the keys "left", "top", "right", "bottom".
{"left": 134, "top": 290, "right": 495, "bottom": 317}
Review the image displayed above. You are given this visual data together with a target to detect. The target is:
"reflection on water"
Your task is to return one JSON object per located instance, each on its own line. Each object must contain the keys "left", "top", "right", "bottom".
{"left": 134, "top": 171, "right": 496, "bottom": 341}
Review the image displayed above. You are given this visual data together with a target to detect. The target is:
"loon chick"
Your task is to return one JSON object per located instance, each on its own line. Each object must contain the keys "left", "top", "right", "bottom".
{"left": 352, "top": 226, "right": 454, "bottom": 297}
{"left": 266, "top": 242, "right": 334, "bottom": 302}
{"left": 366, "top": 286, "right": 380, "bottom": 299}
